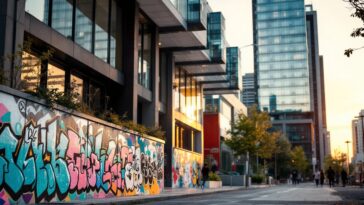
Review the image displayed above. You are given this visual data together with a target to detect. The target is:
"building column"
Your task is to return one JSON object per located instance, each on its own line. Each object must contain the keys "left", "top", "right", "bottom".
{"left": 118, "top": 0, "right": 139, "bottom": 122}
{"left": 161, "top": 51, "right": 174, "bottom": 187}
{"left": 0, "top": 0, "right": 25, "bottom": 88}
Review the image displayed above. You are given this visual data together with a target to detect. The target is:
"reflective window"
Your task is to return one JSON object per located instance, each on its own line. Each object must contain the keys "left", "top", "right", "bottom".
{"left": 47, "top": 64, "right": 65, "bottom": 92}
{"left": 52, "top": 0, "right": 73, "bottom": 38}
{"left": 94, "top": 0, "right": 109, "bottom": 63}
{"left": 89, "top": 82, "right": 102, "bottom": 111}
{"left": 21, "top": 52, "right": 41, "bottom": 92}
{"left": 110, "top": 0, "right": 122, "bottom": 69}
{"left": 75, "top": 0, "right": 93, "bottom": 51}
{"left": 138, "top": 15, "right": 152, "bottom": 89}
{"left": 25, "top": 0, "right": 49, "bottom": 24}
{"left": 71, "top": 74, "right": 84, "bottom": 103}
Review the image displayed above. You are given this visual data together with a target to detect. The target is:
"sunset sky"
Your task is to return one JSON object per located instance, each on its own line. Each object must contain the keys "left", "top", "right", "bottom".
{"left": 208, "top": 0, "right": 364, "bottom": 160}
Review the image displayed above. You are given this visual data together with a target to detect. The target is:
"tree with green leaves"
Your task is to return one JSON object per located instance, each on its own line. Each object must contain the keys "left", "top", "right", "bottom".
{"left": 271, "top": 136, "right": 292, "bottom": 179}
{"left": 324, "top": 149, "right": 347, "bottom": 175}
{"left": 344, "top": 0, "right": 364, "bottom": 57}
{"left": 226, "top": 107, "right": 280, "bottom": 160}
{"left": 290, "top": 146, "right": 309, "bottom": 176}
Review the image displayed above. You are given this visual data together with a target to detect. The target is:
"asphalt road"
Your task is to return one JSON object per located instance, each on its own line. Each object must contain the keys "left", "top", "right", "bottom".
{"left": 142, "top": 183, "right": 362, "bottom": 205}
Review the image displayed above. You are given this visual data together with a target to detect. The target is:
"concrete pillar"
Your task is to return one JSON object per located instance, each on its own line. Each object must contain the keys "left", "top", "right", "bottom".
{"left": 118, "top": 0, "right": 139, "bottom": 122}
{"left": 160, "top": 51, "right": 174, "bottom": 187}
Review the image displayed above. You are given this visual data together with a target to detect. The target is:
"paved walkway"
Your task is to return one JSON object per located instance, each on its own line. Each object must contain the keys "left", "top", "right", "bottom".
{"left": 59, "top": 185, "right": 269, "bottom": 205}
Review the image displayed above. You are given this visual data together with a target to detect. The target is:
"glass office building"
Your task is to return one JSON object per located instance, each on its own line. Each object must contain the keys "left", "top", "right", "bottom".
{"left": 253, "top": 0, "right": 310, "bottom": 113}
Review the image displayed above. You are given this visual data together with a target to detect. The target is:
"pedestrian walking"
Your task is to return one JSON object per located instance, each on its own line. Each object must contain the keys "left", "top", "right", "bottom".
{"left": 341, "top": 169, "right": 348, "bottom": 187}
{"left": 201, "top": 163, "right": 209, "bottom": 189}
{"left": 314, "top": 170, "right": 320, "bottom": 187}
{"left": 327, "top": 166, "right": 335, "bottom": 187}
{"left": 320, "top": 169, "right": 325, "bottom": 187}
{"left": 292, "top": 170, "right": 298, "bottom": 185}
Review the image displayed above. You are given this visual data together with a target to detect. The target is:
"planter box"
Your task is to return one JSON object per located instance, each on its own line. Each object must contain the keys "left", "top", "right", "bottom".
{"left": 206, "top": 181, "right": 222, "bottom": 189}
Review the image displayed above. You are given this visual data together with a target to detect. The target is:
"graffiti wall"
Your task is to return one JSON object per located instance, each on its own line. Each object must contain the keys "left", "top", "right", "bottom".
{"left": 0, "top": 90, "right": 164, "bottom": 204}
{"left": 172, "top": 148, "right": 202, "bottom": 188}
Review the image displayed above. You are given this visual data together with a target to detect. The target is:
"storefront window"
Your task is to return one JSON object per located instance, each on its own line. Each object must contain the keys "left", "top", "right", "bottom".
{"left": 71, "top": 74, "right": 84, "bottom": 103}
{"left": 21, "top": 52, "right": 41, "bottom": 92}
{"left": 47, "top": 64, "right": 65, "bottom": 92}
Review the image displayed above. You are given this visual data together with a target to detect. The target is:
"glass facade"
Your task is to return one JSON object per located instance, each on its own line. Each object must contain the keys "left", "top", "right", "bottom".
{"left": 138, "top": 15, "right": 153, "bottom": 90}
{"left": 26, "top": 0, "right": 122, "bottom": 69}
{"left": 207, "top": 12, "right": 225, "bottom": 62}
{"left": 174, "top": 67, "right": 202, "bottom": 123}
{"left": 20, "top": 52, "right": 41, "bottom": 92}
{"left": 254, "top": 0, "right": 310, "bottom": 112}
{"left": 226, "top": 47, "right": 240, "bottom": 89}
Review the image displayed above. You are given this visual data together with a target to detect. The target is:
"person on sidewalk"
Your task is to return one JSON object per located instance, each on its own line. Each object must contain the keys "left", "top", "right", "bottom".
{"left": 201, "top": 163, "right": 209, "bottom": 189}
{"left": 327, "top": 166, "right": 335, "bottom": 187}
{"left": 341, "top": 169, "right": 348, "bottom": 187}
{"left": 314, "top": 170, "right": 320, "bottom": 187}
{"left": 320, "top": 169, "right": 325, "bottom": 187}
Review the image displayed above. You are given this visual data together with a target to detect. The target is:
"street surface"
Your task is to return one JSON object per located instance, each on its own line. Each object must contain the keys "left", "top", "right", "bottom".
{"left": 143, "top": 183, "right": 362, "bottom": 205}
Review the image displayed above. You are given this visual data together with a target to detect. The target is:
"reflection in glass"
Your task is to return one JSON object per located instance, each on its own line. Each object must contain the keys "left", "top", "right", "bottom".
{"left": 138, "top": 16, "right": 152, "bottom": 89}
{"left": 25, "top": 0, "right": 49, "bottom": 24}
{"left": 21, "top": 52, "right": 41, "bottom": 92}
{"left": 71, "top": 74, "right": 84, "bottom": 103}
{"left": 52, "top": 0, "right": 73, "bottom": 38}
{"left": 89, "top": 83, "right": 102, "bottom": 111}
{"left": 110, "top": 0, "right": 122, "bottom": 69}
{"left": 94, "top": 0, "right": 109, "bottom": 63}
{"left": 75, "top": 0, "right": 93, "bottom": 51}
{"left": 47, "top": 64, "right": 65, "bottom": 92}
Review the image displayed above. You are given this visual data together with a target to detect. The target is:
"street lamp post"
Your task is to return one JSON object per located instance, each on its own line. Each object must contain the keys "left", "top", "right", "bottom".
{"left": 345, "top": 140, "right": 350, "bottom": 174}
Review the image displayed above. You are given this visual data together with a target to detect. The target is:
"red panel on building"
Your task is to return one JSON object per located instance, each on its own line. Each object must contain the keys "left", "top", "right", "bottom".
{"left": 203, "top": 113, "right": 221, "bottom": 168}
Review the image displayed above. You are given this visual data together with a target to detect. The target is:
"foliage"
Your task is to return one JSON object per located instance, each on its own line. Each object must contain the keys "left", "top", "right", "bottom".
{"left": 226, "top": 106, "right": 280, "bottom": 159}
{"left": 251, "top": 175, "right": 264, "bottom": 184}
{"left": 323, "top": 149, "right": 347, "bottom": 174}
{"left": 344, "top": 0, "right": 364, "bottom": 57}
{"left": 268, "top": 136, "right": 292, "bottom": 179}
{"left": 290, "top": 146, "right": 309, "bottom": 174}
{"left": 99, "top": 110, "right": 165, "bottom": 140}
{"left": 208, "top": 172, "right": 221, "bottom": 181}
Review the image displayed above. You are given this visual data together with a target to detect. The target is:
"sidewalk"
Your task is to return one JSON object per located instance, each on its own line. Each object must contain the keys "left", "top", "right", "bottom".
{"left": 61, "top": 185, "right": 270, "bottom": 205}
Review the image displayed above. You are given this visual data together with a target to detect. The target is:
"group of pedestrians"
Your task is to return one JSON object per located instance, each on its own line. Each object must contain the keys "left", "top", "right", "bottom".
{"left": 314, "top": 166, "right": 348, "bottom": 187}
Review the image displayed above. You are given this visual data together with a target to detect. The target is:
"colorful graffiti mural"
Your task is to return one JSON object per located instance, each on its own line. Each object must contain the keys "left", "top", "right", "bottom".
{"left": 172, "top": 148, "right": 202, "bottom": 188}
{"left": 0, "top": 91, "right": 164, "bottom": 204}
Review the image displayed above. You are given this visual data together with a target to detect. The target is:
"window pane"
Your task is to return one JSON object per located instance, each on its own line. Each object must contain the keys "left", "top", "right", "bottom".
{"left": 142, "top": 29, "right": 152, "bottom": 89}
{"left": 89, "top": 83, "right": 102, "bottom": 111}
{"left": 94, "top": 0, "right": 109, "bottom": 63}
{"left": 47, "top": 64, "right": 65, "bottom": 92}
{"left": 71, "top": 74, "right": 84, "bottom": 103}
{"left": 138, "top": 15, "right": 153, "bottom": 90}
{"left": 75, "top": 0, "right": 93, "bottom": 51}
{"left": 110, "top": 0, "right": 122, "bottom": 69}
{"left": 25, "top": 0, "right": 49, "bottom": 24}
{"left": 21, "top": 52, "right": 41, "bottom": 92}
{"left": 52, "top": 0, "right": 73, "bottom": 38}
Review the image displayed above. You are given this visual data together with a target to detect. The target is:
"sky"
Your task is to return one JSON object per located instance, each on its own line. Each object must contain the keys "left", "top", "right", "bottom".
{"left": 208, "top": 0, "right": 364, "bottom": 160}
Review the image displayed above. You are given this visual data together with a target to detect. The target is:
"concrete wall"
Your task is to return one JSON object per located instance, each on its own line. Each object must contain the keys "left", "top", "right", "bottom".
{"left": 172, "top": 148, "right": 202, "bottom": 188}
{"left": 0, "top": 86, "right": 164, "bottom": 204}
